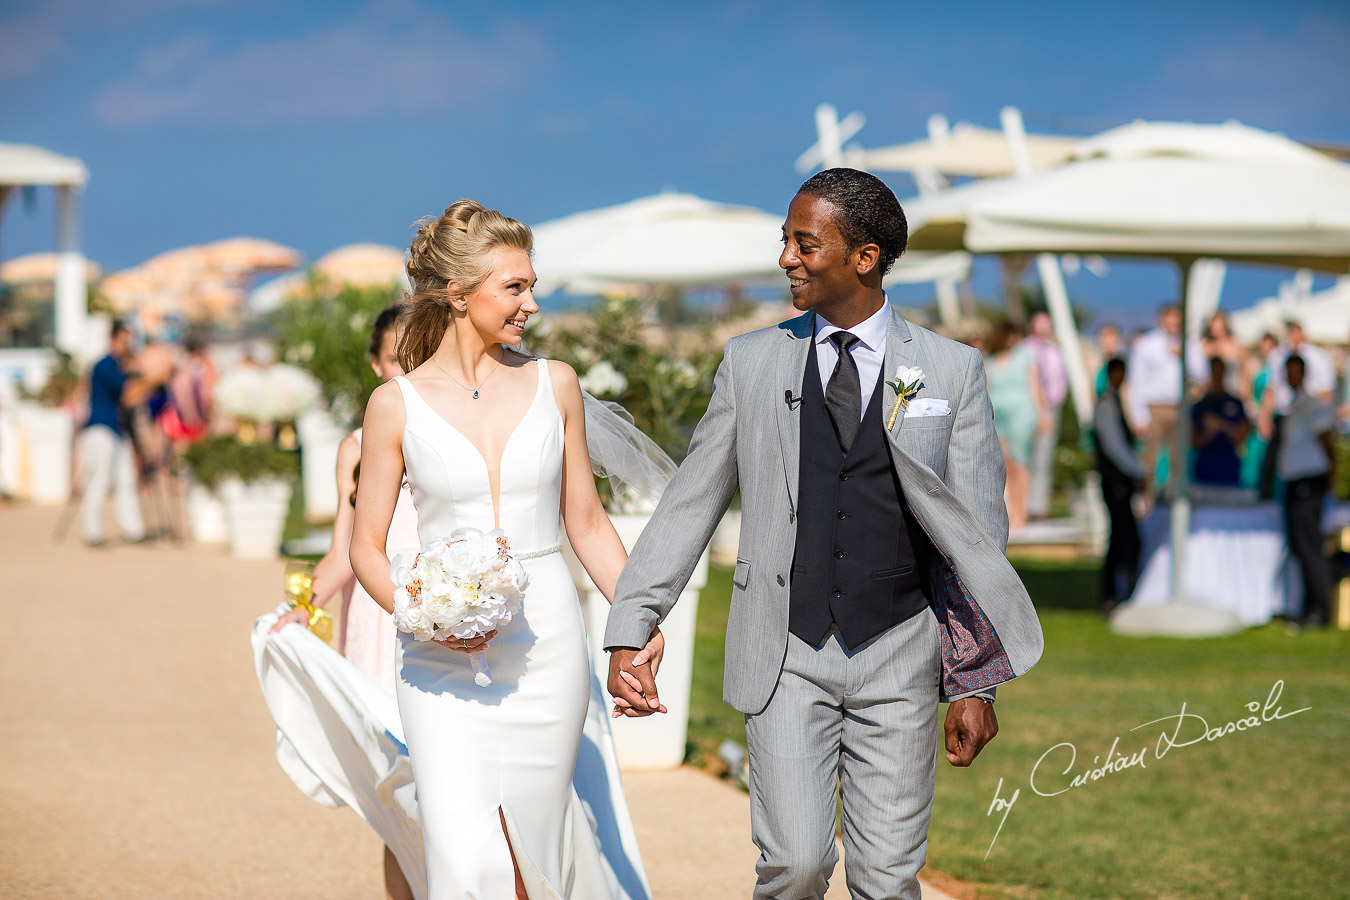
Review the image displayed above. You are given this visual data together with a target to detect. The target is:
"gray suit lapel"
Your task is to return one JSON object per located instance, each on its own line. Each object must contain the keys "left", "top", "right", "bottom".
{"left": 774, "top": 314, "right": 813, "bottom": 513}
{"left": 881, "top": 307, "right": 920, "bottom": 444}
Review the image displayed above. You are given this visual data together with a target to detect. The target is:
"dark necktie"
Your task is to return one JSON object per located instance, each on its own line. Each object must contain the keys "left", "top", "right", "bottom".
{"left": 825, "top": 331, "right": 861, "bottom": 451}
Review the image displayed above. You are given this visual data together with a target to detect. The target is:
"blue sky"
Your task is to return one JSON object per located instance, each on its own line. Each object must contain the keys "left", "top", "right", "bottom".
{"left": 3, "top": 0, "right": 1349, "bottom": 328}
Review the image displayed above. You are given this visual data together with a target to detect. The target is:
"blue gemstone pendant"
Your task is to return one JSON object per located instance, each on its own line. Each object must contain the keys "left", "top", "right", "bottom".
{"left": 472, "top": 390, "right": 480, "bottom": 399}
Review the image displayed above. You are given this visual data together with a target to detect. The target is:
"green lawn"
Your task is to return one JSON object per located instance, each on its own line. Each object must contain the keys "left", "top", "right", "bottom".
{"left": 688, "top": 558, "right": 1350, "bottom": 900}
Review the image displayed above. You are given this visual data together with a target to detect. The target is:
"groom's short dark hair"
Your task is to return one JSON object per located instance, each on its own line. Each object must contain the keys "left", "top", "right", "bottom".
{"left": 796, "top": 168, "right": 908, "bottom": 276}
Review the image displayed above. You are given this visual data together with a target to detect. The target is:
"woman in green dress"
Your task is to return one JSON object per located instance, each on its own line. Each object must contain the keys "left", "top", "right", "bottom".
{"left": 985, "top": 320, "right": 1053, "bottom": 530}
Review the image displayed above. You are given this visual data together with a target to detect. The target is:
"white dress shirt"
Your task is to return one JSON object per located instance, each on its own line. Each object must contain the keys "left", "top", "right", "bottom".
{"left": 1125, "top": 328, "right": 1207, "bottom": 424}
{"left": 813, "top": 302, "right": 890, "bottom": 419}
{"left": 1265, "top": 342, "right": 1336, "bottom": 412}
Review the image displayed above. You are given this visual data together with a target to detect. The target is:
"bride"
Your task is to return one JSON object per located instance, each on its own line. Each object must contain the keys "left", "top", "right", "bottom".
{"left": 349, "top": 199, "right": 664, "bottom": 900}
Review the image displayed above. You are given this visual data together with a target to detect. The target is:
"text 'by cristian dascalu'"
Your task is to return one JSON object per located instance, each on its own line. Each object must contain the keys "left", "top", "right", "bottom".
{"left": 981, "top": 679, "right": 1310, "bottom": 859}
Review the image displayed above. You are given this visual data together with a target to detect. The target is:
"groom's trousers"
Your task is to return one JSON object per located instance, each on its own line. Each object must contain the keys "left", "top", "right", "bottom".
{"left": 745, "top": 607, "right": 940, "bottom": 900}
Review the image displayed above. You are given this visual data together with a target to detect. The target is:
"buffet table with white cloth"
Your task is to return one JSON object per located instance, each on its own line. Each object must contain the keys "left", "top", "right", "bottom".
{"left": 1127, "top": 502, "right": 1350, "bottom": 626}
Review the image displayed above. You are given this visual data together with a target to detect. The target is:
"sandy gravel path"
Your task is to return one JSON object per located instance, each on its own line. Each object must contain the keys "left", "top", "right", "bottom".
{"left": 0, "top": 503, "right": 953, "bottom": 899}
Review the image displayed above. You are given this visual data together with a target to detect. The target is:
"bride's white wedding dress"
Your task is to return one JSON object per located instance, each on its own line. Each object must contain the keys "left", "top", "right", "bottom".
{"left": 252, "top": 358, "right": 650, "bottom": 900}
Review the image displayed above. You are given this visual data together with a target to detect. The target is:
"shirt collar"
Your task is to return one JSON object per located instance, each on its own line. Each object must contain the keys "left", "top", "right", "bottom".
{"left": 814, "top": 297, "right": 890, "bottom": 351}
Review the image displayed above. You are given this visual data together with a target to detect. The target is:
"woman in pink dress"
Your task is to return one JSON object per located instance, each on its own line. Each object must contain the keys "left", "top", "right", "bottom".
{"left": 271, "top": 302, "right": 417, "bottom": 899}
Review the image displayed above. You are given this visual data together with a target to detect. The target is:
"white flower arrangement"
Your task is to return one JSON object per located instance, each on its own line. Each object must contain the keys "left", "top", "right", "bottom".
{"left": 259, "top": 363, "right": 321, "bottom": 422}
{"left": 214, "top": 363, "right": 321, "bottom": 423}
{"left": 214, "top": 366, "right": 270, "bottom": 421}
{"left": 389, "top": 528, "right": 530, "bottom": 686}
{"left": 578, "top": 361, "right": 629, "bottom": 398}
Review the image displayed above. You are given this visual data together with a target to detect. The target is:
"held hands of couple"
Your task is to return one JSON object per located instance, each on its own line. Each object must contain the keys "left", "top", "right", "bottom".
{"left": 943, "top": 696, "right": 998, "bottom": 767}
{"left": 606, "top": 630, "right": 667, "bottom": 718}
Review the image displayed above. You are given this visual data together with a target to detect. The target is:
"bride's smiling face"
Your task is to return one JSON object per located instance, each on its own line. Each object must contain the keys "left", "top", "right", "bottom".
{"left": 458, "top": 247, "right": 539, "bottom": 345}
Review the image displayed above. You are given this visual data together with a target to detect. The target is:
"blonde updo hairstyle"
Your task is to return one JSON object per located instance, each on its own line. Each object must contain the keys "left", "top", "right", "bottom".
{"left": 398, "top": 199, "right": 533, "bottom": 372}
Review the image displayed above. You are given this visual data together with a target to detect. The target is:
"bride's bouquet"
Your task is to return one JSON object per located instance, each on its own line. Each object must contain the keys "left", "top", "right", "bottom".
{"left": 390, "top": 528, "right": 530, "bottom": 686}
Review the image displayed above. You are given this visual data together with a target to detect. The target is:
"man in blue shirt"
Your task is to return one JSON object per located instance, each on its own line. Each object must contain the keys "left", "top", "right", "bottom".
{"left": 79, "top": 321, "right": 165, "bottom": 545}
{"left": 1191, "top": 356, "right": 1250, "bottom": 487}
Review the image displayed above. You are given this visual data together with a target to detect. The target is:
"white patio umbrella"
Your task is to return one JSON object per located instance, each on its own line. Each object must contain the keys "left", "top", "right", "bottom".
{"left": 531, "top": 190, "right": 972, "bottom": 298}
{"left": 905, "top": 119, "right": 1350, "bottom": 637}
{"left": 530, "top": 192, "right": 784, "bottom": 296}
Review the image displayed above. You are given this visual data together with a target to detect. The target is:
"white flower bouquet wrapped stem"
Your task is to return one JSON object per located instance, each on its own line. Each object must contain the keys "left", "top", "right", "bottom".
{"left": 389, "top": 528, "right": 530, "bottom": 686}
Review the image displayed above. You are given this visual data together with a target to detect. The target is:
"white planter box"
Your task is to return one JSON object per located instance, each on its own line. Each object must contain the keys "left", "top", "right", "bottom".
{"left": 186, "top": 482, "right": 229, "bottom": 543}
{"left": 297, "top": 409, "right": 348, "bottom": 523}
{"left": 565, "top": 512, "right": 708, "bottom": 771}
{"left": 15, "top": 403, "right": 74, "bottom": 505}
{"left": 221, "top": 477, "right": 292, "bottom": 559}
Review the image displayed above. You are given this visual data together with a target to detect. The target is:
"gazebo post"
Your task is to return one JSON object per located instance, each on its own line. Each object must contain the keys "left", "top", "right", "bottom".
{"left": 54, "top": 184, "right": 87, "bottom": 356}
{"left": 1168, "top": 256, "right": 1196, "bottom": 605}
{"left": 998, "top": 106, "right": 1095, "bottom": 428}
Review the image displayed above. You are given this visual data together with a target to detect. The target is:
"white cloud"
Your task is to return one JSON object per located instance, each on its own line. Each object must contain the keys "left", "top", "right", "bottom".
{"left": 0, "top": 0, "right": 235, "bottom": 85}
{"left": 94, "top": 2, "right": 547, "bottom": 127}
{"left": 0, "top": 7, "right": 69, "bottom": 82}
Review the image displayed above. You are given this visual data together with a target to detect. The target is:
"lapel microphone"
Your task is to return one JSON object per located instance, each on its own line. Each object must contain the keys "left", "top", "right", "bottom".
{"left": 784, "top": 390, "right": 803, "bottom": 409}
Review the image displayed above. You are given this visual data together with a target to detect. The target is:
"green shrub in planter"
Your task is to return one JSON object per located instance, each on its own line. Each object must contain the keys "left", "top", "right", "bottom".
{"left": 183, "top": 436, "right": 300, "bottom": 490}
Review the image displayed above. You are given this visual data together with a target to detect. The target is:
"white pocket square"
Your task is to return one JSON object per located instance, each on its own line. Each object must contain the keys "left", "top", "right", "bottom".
{"left": 906, "top": 398, "right": 951, "bottom": 417}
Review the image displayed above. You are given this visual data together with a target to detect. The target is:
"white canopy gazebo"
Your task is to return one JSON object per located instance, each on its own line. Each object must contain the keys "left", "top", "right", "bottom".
{"left": 0, "top": 143, "right": 89, "bottom": 355}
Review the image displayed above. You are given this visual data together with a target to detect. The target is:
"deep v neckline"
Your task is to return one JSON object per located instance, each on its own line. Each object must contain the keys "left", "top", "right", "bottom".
{"left": 399, "top": 361, "right": 544, "bottom": 526}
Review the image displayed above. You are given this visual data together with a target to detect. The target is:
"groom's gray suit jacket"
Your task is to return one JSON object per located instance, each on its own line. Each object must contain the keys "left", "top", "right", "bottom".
{"left": 605, "top": 307, "right": 1044, "bottom": 713}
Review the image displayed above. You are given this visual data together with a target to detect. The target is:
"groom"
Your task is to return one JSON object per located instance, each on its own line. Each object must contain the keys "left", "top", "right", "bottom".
{"left": 605, "top": 168, "right": 1043, "bottom": 899}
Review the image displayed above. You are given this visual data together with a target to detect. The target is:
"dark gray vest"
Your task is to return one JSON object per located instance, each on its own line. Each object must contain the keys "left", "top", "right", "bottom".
{"left": 789, "top": 341, "right": 929, "bottom": 649}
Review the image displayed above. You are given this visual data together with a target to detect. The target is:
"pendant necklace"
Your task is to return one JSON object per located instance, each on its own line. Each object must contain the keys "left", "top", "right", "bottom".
{"left": 433, "top": 355, "right": 502, "bottom": 400}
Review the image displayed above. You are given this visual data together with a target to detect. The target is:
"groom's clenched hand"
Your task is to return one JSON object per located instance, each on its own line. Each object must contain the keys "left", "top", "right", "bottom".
{"left": 943, "top": 697, "right": 998, "bottom": 766}
{"left": 607, "top": 648, "right": 667, "bottom": 717}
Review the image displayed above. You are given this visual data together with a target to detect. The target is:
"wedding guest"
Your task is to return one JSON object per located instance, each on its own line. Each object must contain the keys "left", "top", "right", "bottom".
{"left": 1093, "top": 357, "right": 1143, "bottom": 612}
{"left": 985, "top": 320, "right": 1052, "bottom": 530}
{"left": 1202, "top": 312, "right": 1246, "bottom": 397}
{"left": 77, "top": 321, "right": 171, "bottom": 547}
{"left": 1191, "top": 357, "right": 1250, "bottom": 487}
{"left": 160, "top": 333, "right": 216, "bottom": 444}
{"left": 1278, "top": 355, "right": 1337, "bottom": 628}
{"left": 1125, "top": 304, "right": 1206, "bottom": 496}
{"left": 1025, "top": 310, "right": 1065, "bottom": 520}
{"left": 1264, "top": 320, "right": 1336, "bottom": 414}
{"left": 270, "top": 302, "right": 414, "bottom": 900}
{"left": 1094, "top": 323, "right": 1123, "bottom": 396}
{"left": 1252, "top": 332, "right": 1281, "bottom": 497}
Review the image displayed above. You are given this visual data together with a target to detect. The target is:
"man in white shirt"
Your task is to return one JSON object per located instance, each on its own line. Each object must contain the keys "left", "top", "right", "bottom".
{"left": 1278, "top": 355, "right": 1337, "bottom": 628}
{"left": 1263, "top": 320, "right": 1336, "bottom": 415}
{"left": 1125, "top": 304, "right": 1206, "bottom": 496}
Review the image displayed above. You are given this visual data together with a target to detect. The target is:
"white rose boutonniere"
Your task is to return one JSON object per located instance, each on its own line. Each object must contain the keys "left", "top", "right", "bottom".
{"left": 885, "top": 366, "right": 924, "bottom": 430}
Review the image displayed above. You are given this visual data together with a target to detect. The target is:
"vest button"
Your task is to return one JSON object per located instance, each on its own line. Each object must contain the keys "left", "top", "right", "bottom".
{"left": 837, "top": 510, "right": 847, "bottom": 520}
{"left": 776, "top": 574, "right": 785, "bottom": 587}
{"left": 832, "top": 589, "right": 843, "bottom": 599}
{"left": 839, "top": 471, "right": 851, "bottom": 481}
{"left": 834, "top": 550, "right": 845, "bottom": 559}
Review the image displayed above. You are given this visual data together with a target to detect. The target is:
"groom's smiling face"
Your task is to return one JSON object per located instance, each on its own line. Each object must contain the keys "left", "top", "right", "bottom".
{"left": 779, "top": 193, "right": 864, "bottom": 319}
